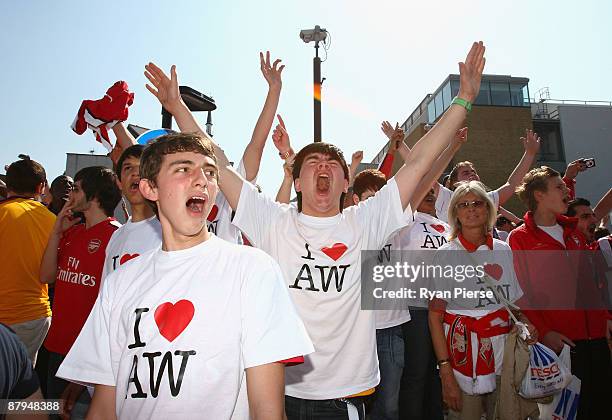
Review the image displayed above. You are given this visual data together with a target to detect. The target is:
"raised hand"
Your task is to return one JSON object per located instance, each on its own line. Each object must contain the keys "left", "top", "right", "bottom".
{"left": 458, "top": 42, "right": 486, "bottom": 103}
{"left": 453, "top": 127, "right": 468, "bottom": 146}
{"left": 272, "top": 114, "right": 291, "bottom": 155}
{"left": 351, "top": 150, "right": 364, "bottom": 167}
{"left": 521, "top": 129, "right": 541, "bottom": 155}
{"left": 389, "top": 124, "right": 404, "bottom": 153}
{"left": 564, "top": 158, "right": 588, "bottom": 179}
{"left": 380, "top": 121, "right": 396, "bottom": 140}
{"left": 144, "top": 63, "right": 182, "bottom": 112}
{"left": 260, "top": 51, "right": 285, "bottom": 89}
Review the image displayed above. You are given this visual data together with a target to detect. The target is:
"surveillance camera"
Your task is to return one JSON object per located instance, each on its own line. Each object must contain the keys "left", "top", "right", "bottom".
{"left": 299, "top": 25, "right": 327, "bottom": 44}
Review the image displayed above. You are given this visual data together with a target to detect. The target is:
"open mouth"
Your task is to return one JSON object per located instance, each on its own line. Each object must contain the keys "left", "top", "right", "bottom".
{"left": 316, "top": 174, "right": 331, "bottom": 193}
{"left": 186, "top": 196, "right": 207, "bottom": 214}
{"left": 129, "top": 182, "right": 140, "bottom": 192}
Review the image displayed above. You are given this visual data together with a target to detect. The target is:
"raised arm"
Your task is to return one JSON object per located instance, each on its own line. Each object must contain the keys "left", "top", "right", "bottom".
{"left": 111, "top": 122, "right": 137, "bottom": 149}
{"left": 498, "top": 206, "right": 522, "bottom": 224}
{"left": 144, "top": 63, "right": 245, "bottom": 209}
{"left": 276, "top": 155, "right": 294, "bottom": 204}
{"left": 271, "top": 114, "right": 295, "bottom": 204}
{"left": 378, "top": 121, "right": 402, "bottom": 178}
{"left": 594, "top": 188, "right": 612, "bottom": 222}
{"left": 349, "top": 150, "right": 363, "bottom": 187}
{"left": 241, "top": 52, "right": 285, "bottom": 181}
{"left": 495, "top": 129, "right": 541, "bottom": 204}
{"left": 408, "top": 127, "right": 467, "bottom": 208}
{"left": 394, "top": 41, "right": 486, "bottom": 210}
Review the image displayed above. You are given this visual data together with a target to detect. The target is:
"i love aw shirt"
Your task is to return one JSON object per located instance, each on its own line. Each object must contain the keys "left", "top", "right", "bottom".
{"left": 233, "top": 177, "right": 408, "bottom": 399}
{"left": 57, "top": 234, "right": 313, "bottom": 419}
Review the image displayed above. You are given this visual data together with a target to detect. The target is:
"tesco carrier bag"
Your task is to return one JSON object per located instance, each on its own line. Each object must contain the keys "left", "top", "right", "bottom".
{"left": 519, "top": 342, "right": 572, "bottom": 399}
{"left": 538, "top": 345, "right": 581, "bottom": 420}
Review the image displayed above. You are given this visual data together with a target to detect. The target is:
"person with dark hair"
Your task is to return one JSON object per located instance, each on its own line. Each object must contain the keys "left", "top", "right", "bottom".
{"left": 47, "top": 175, "right": 74, "bottom": 216}
{"left": 509, "top": 166, "right": 611, "bottom": 420}
{"left": 38, "top": 166, "right": 121, "bottom": 414}
{"left": 56, "top": 133, "right": 313, "bottom": 419}
{"left": 158, "top": 42, "right": 487, "bottom": 419}
{"left": 0, "top": 158, "right": 54, "bottom": 366}
{"left": 566, "top": 198, "right": 598, "bottom": 243}
{"left": 102, "top": 144, "right": 162, "bottom": 280}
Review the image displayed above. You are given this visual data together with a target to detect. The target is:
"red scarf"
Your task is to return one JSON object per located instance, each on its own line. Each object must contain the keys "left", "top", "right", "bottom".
{"left": 444, "top": 309, "right": 510, "bottom": 393}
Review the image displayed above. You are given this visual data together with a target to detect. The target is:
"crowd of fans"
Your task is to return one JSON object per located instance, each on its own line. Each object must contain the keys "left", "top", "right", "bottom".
{"left": 0, "top": 41, "right": 610, "bottom": 420}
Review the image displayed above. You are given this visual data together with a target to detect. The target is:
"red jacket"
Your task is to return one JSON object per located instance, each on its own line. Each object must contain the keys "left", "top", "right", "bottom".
{"left": 508, "top": 212, "right": 609, "bottom": 341}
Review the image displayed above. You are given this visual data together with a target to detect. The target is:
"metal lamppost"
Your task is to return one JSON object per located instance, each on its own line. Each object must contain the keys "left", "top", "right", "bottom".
{"left": 300, "top": 25, "right": 328, "bottom": 142}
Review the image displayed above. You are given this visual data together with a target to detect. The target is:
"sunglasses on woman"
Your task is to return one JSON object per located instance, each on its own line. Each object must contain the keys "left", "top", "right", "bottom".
{"left": 456, "top": 200, "right": 485, "bottom": 209}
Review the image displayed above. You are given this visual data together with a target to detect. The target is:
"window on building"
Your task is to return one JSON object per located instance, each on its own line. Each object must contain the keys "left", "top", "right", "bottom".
{"left": 427, "top": 100, "right": 436, "bottom": 123}
{"left": 442, "top": 82, "right": 452, "bottom": 109}
{"left": 435, "top": 91, "right": 444, "bottom": 119}
{"left": 451, "top": 79, "right": 460, "bottom": 98}
{"left": 490, "top": 82, "right": 511, "bottom": 106}
{"left": 510, "top": 84, "right": 526, "bottom": 106}
{"left": 474, "top": 81, "right": 491, "bottom": 105}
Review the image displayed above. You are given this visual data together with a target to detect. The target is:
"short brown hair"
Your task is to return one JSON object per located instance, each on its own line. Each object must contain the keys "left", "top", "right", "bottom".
{"left": 516, "top": 166, "right": 560, "bottom": 212}
{"left": 291, "top": 142, "right": 349, "bottom": 212}
{"left": 353, "top": 169, "right": 387, "bottom": 199}
{"left": 6, "top": 157, "right": 46, "bottom": 195}
{"left": 448, "top": 161, "right": 475, "bottom": 190}
{"left": 140, "top": 132, "right": 217, "bottom": 215}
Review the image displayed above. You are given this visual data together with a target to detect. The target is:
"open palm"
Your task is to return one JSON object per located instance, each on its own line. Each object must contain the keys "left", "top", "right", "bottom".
{"left": 458, "top": 42, "right": 486, "bottom": 103}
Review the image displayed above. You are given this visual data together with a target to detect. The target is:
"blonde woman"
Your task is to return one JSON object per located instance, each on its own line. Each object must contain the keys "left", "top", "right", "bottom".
{"left": 427, "top": 181, "right": 537, "bottom": 420}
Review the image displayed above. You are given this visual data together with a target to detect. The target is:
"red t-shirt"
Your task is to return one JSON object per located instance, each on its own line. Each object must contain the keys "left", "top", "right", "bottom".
{"left": 45, "top": 218, "right": 120, "bottom": 355}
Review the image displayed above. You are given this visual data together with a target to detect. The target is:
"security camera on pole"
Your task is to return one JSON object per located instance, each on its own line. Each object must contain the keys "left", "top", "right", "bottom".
{"left": 300, "top": 25, "right": 328, "bottom": 142}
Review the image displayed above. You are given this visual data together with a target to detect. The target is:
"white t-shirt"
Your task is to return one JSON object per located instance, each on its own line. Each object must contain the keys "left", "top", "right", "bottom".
{"left": 376, "top": 212, "right": 451, "bottom": 329}
{"left": 537, "top": 223, "right": 565, "bottom": 246}
{"left": 102, "top": 216, "right": 162, "bottom": 280}
{"left": 57, "top": 235, "right": 313, "bottom": 419}
{"left": 207, "top": 161, "right": 248, "bottom": 244}
{"left": 233, "top": 178, "right": 408, "bottom": 400}
{"left": 433, "top": 238, "right": 523, "bottom": 376}
{"left": 435, "top": 185, "right": 500, "bottom": 223}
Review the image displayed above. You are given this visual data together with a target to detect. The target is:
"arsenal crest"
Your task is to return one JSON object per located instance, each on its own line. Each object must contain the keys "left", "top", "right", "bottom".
{"left": 88, "top": 238, "right": 102, "bottom": 254}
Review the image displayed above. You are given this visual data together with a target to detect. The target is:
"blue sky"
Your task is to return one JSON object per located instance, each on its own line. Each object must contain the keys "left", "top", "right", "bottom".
{"left": 1, "top": 0, "right": 610, "bottom": 194}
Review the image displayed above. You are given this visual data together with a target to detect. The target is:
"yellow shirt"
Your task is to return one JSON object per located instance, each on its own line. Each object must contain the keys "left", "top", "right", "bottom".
{"left": 0, "top": 197, "right": 55, "bottom": 324}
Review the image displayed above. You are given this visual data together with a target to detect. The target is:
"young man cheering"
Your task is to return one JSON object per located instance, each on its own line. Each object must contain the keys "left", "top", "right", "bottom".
{"left": 57, "top": 133, "right": 313, "bottom": 419}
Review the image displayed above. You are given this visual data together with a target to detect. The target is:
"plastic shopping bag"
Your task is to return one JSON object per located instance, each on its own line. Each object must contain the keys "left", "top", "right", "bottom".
{"left": 519, "top": 342, "right": 572, "bottom": 399}
{"left": 538, "top": 345, "right": 581, "bottom": 420}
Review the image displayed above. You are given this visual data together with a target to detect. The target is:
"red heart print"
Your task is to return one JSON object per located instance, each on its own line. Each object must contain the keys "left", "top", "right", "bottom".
{"left": 430, "top": 224, "right": 445, "bottom": 233}
{"left": 119, "top": 253, "right": 140, "bottom": 265}
{"left": 321, "top": 243, "right": 348, "bottom": 261}
{"left": 207, "top": 204, "right": 219, "bottom": 222}
{"left": 484, "top": 263, "right": 503, "bottom": 281}
{"left": 154, "top": 300, "right": 195, "bottom": 342}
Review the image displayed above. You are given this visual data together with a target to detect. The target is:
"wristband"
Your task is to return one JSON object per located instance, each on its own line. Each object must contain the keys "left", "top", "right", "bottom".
{"left": 437, "top": 359, "right": 450, "bottom": 368}
{"left": 279, "top": 150, "right": 293, "bottom": 160}
{"left": 452, "top": 96, "right": 472, "bottom": 113}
